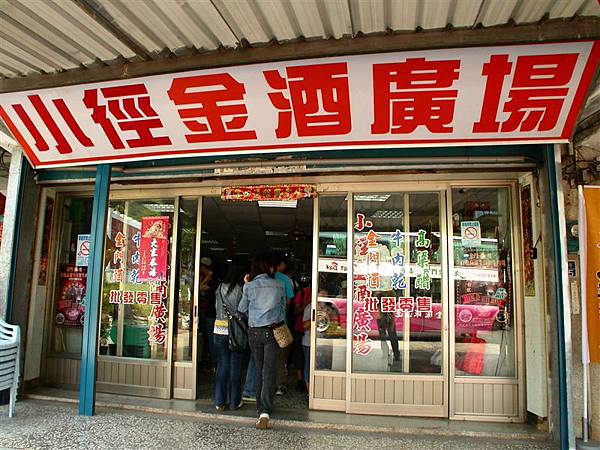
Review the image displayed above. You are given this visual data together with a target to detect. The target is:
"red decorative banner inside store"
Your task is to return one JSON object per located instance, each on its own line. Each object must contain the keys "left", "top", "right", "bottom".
{"left": 0, "top": 42, "right": 598, "bottom": 169}
{"left": 222, "top": 184, "right": 316, "bottom": 201}
{"left": 138, "top": 216, "right": 169, "bottom": 282}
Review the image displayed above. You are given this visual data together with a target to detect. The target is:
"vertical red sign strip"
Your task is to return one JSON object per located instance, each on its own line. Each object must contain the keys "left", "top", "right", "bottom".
{"left": 138, "top": 216, "right": 169, "bottom": 282}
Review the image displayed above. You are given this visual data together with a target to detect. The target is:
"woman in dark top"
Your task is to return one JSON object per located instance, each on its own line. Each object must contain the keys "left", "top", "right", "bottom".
{"left": 213, "top": 259, "right": 246, "bottom": 411}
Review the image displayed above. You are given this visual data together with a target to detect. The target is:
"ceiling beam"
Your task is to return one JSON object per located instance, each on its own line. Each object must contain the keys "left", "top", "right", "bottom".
{"left": 71, "top": 0, "right": 152, "bottom": 61}
{"left": 1, "top": 16, "right": 599, "bottom": 93}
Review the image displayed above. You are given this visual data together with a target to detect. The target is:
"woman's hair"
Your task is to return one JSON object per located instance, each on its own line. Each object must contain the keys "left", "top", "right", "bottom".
{"left": 221, "top": 258, "right": 247, "bottom": 294}
{"left": 248, "top": 254, "right": 273, "bottom": 281}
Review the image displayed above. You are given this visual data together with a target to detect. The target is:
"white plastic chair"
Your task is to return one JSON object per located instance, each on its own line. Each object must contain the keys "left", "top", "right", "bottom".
{"left": 0, "top": 318, "right": 20, "bottom": 417}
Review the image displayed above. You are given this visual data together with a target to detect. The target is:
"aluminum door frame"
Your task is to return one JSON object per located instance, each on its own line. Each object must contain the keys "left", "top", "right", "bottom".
{"left": 172, "top": 196, "right": 201, "bottom": 400}
{"left": 309, "top": 182, "right": 450, "bottom": 417}
{"left": 447, "top": 181, "right": 526, "bottom": 422}
{"left": 346, "top": 187, "right": 449, "bottom": 417}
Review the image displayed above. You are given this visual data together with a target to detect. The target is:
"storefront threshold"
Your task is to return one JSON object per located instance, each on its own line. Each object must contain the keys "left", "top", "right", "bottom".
{"left": 25, "top": 387, "right": 549, "bottom": 443}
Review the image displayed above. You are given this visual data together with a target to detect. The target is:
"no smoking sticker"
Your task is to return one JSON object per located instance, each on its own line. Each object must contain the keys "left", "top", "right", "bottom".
{"left": 461, "top": 221, "right": 481, "bottom": 248}
{"left": 76, "top": 234, "right": 90, "bottom": 267}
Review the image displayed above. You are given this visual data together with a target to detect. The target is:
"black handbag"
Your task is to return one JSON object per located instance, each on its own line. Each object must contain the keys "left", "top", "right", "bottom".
{"left": 221, "top": 287, "right": 248, "bottom": 352}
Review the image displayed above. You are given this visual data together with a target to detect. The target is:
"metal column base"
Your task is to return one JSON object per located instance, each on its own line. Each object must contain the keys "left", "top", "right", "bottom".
{"left": 577, "top": 439, "right": 600, "bottom": 449}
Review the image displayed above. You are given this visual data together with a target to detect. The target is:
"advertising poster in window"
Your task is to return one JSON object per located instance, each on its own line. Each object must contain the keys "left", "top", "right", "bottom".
{"left": 138, "top": 216, "right": 169, "bottom": 282}
{"left": 55, "top": 264, "right": 87, "bottom": 327}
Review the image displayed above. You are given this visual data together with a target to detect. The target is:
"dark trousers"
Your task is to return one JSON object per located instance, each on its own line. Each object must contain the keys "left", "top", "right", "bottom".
{"left": 377, "top": 314, "right": 400, "bottom": 359}
{"left": 248, "top": 326, "right": 278, "bottom": 416}
{"left": 213, "top": 334, "right": 244, "bottom": 408}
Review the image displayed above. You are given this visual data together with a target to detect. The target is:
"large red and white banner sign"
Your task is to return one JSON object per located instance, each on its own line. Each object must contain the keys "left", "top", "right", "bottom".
{"left": 0, "top": 41, "right": 598, "bottom": 169}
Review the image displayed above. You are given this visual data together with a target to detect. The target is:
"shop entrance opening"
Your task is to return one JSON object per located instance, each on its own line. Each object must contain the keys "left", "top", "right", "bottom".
{"left": 194, "top": 196, "right": 314, "bottom": 407}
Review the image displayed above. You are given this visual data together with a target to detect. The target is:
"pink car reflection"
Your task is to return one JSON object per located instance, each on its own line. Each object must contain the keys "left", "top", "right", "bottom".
{"left": 316, "top": 298, "right": 499, "bottom": 337}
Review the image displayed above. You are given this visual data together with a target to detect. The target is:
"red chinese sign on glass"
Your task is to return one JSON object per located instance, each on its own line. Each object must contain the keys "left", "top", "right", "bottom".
{"left": 138, "top": 216, "right": 169, "bottom": 282}
{"left": 0, "top": 42, "right": 597, "bottom": 169}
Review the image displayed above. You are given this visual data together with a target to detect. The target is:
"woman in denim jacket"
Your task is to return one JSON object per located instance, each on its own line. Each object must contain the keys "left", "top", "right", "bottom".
{"left": 213, "top": 259, "right": 246, "bottom": 411}
{"left": 238, "top": 254, "right": 285, "bottom": 429}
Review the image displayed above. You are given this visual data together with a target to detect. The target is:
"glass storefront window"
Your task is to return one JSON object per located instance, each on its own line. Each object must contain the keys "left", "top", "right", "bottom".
{"left": 316, "top": 195, "right": 347, "bottom": 372}
{"left": 352, "top": 193, "right": 443, "bottom": 374}
{"left": 174, "top": 199, "right": 197, "bottom": 361}
{"left": 101, "top": 199, "right": 174, "bottom": 360}
{"left": 452, "top": 187, "right": 516, "bottom": 377}
{"left": 50, "top": 196, "right": 93, "bottom": 355}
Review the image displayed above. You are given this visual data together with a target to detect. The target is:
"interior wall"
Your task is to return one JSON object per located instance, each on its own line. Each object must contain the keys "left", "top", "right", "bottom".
{"left": 24, "top": 191, "right": 54, "bottom": 382}
{"left": 520, "top": 175, "right": 549, "bottom": 420}
{"left": 8, "top": 158, "right": 41, "bottom": 376}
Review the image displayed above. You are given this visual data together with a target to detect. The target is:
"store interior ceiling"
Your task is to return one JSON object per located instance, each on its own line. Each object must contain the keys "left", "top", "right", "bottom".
{"left": 200, "top": 197, "right": 314, "bottom": 264}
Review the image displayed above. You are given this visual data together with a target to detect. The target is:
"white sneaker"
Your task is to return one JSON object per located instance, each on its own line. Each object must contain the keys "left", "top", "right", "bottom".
{"left": 256, "top": 413, "right": 269, "bottom": 429}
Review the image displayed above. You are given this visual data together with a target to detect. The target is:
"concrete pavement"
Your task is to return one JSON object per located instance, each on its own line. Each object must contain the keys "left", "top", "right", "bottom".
{"left": 0, "top": 399, "right": 557, "bottom": 449}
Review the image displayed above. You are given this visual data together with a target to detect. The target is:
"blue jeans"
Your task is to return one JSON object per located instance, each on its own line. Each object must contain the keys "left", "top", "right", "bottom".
{"left": 203, "top": 317, "right": 216, "bottom": 364}
{"left": 214, "top": 334, "right": 244, "bottom": 408}
{"left": 243, "top": 357, "right": 255, "bottom": 397}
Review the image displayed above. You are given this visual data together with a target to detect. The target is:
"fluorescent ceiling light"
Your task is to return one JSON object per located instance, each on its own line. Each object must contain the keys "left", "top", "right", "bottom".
{"left": 202, "top": 239, "right": 219, "bottom": 245}
{"left": 372, "top": 209, "right": 403, "bottom": 219}
{"left": 265, "top": 230, "right": 288, "bottom": 236}
{"left": 258, "top": 200, "right": 297, "bottom": 208}
{"left": 326, "top": 244, "right": 337, "bottom": 249}
{"left": 210, "top": 247, "right": 227, "bottom": 251}
{"left": 143, "top": 203, "right": 174, "bottom": 213}
{"left": 353, "top": 194, "right": 391, "bottom": 202}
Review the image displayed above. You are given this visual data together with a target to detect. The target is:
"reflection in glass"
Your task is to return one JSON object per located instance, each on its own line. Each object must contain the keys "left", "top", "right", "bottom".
{"left": 452, "top": 187, "right": 516, "bottom": 377}
{"left": 101, "top": 199, "right": 174, "bottom": 360}
{"left": 51, "top": 197, "right": 93, "bottom": 354}
{"left": 315, "top": 196, "right": 347, "bottom": 372}
{"left": 174, "top": 199, "right": 197, "bottom": 361}
{"left": 352, "top": 192, "right": 443, "bottom": 374}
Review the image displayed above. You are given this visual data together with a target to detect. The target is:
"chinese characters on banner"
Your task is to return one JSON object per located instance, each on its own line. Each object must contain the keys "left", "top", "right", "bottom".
{"left": 0, "top": 42, "right": 598, "bottom": 169}
{"left": 138, "top": 216, "right": 169, "bottom": 282}
{"left": 352, "top": 211, "right": 435, "bottom": 356}
{"left": 107, "top": 218, "right": 169, "bottom": 346}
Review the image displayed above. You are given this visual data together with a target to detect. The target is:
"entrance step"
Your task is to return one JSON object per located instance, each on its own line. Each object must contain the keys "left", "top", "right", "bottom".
{"left": 25, "top": 387, "right": 550, "bottom": 443}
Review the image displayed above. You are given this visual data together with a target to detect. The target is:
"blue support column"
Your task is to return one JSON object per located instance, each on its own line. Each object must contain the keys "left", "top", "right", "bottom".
{"left": 79, "top": 164, "right": 111, "bottom": 416}
{"left": 545, "top": 145, "right": 572, "bottom": 450}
